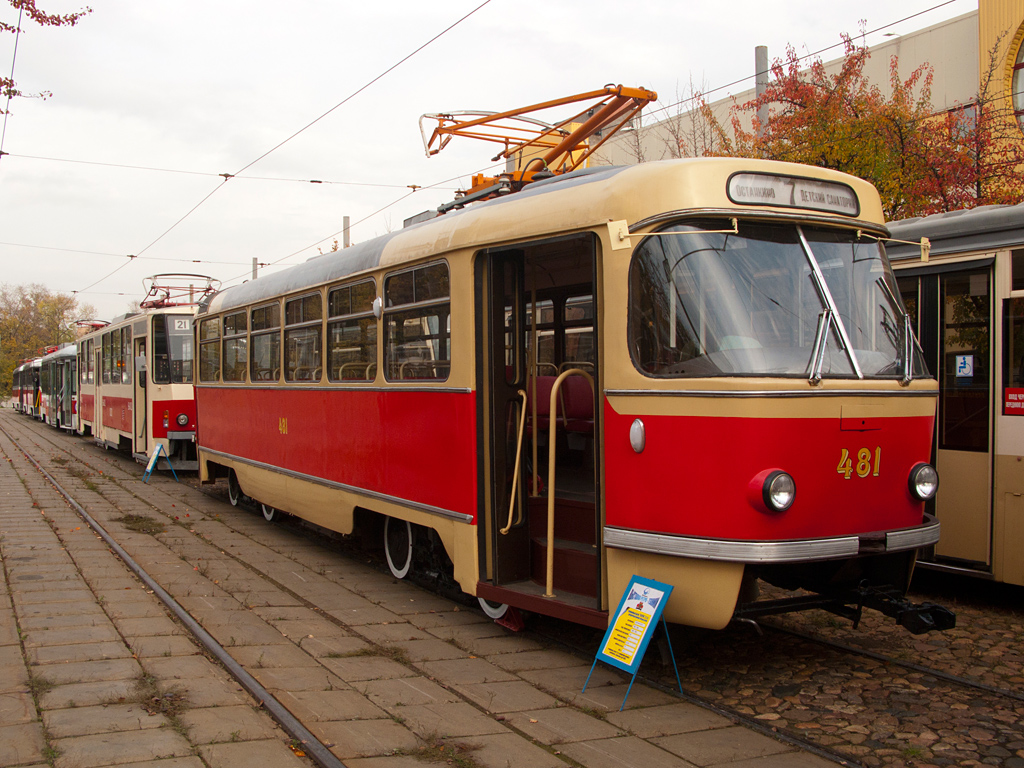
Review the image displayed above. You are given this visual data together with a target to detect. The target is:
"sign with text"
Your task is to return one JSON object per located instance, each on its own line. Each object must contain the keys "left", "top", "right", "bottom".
{"left": 1005, "top": 388, "right": 1024, "bottom": 415}
{"left": 727, "top": 172, "right": 860, "bottom": 216}
{"left": 595, "top": 575, "right": 672, "bottom": 676}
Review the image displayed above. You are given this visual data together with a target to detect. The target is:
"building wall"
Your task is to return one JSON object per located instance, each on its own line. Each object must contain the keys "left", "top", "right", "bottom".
{"left": 596, "top": 6, "right": 1009, "bottom": 167}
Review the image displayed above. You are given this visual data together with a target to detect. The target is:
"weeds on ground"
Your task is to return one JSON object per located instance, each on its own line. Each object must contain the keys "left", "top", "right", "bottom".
{"left": 404, "top": 735, "right": 482, "bottom": 767}
{"left": 114, "top": 514, "right": 165, "bottom": 535}
{"left": 335, "top": 645, "right": 411, "bottom": 665}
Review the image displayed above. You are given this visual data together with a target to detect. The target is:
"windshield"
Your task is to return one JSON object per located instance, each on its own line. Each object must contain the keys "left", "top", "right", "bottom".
{"left": 153, "top": 314, "right": 194, "bottom": 384}
{"left": 628, "top": 220, "right": 928, "bottom": 380}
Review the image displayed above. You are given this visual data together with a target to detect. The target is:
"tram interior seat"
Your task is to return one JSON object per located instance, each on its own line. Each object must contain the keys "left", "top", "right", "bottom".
{"left": 527, "top": 374, "right": 594, "bottom": 435}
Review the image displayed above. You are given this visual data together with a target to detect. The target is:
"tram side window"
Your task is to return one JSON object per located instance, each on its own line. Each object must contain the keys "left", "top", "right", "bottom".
{"left": 251, "top": 303, "right": 281, "bottom": 382}
{"left": 1003, "top": 298, "right": 1024, "bottom": 412}
{"left": 1012, "top": 250, "right": 1024, "bottom": 292}
{"left": 564, "top": 294, "right": 594, "bottom": 370}
{"left": 328, "top": 280, "right": 376, "bottom": 382}
{"left": 285, "top": 294, "right": 322, "bottom": 382}
{"left": 384, "top": 262, "right": 450, "bottom": 381}
{"left": 525, "top": 299, "right": 556, "bottom": 373}
{"left": 119, "top": 327, "right": 132, "bottom": 385}
{"left": 199, "top": 317, "right": 221, "bottom": 382}
{"left": 100, "top": 333, "right": 109, "bottom": 384}
{"left": 222, "top": 312, "right": 248, "bottom": 382}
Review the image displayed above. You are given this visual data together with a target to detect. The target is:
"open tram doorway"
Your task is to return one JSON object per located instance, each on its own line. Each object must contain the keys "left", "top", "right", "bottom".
{"left": 475, "top": 234, "right": 606, "bottom": 627}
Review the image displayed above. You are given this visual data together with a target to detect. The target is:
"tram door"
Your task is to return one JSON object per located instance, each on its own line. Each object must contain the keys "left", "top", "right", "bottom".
{"left": 899, "top": 263, "right": 993, "bottom": 570}
{"left": 478, "top": 236, "right": 601, "bottom": 605}
{"left": 134, "top": 337, "right": 148, "bottom": 458}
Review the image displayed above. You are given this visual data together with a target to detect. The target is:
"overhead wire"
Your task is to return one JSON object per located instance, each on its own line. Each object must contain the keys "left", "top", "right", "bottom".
{"left": 71, "top": 0, "right": 494, "bottom": 296}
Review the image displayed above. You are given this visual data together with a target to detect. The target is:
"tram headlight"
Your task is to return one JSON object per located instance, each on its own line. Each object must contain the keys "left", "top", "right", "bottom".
{"left": 763, "top": 471, "right": 796, "bottom": 512}
{"left": 908, "top": 463, "right": 939, "bottom": 501}
{"left": 176, "top": 413, "right": 189, "bottom": 427}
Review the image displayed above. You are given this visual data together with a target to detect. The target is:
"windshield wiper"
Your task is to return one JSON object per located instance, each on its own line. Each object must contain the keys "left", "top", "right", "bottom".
{"left": 875, "top": 276, "right": 914, "bottom": 385}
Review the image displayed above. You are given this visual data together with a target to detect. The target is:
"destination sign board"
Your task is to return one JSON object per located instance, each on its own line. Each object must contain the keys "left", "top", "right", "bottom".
{"left": 727, "top": 172, "right": 860, "bottom": 216}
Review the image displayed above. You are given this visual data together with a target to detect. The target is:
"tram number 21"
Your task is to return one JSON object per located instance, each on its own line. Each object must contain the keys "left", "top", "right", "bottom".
{"left": 837, "top": 447, "right": 881, "bottom": 479}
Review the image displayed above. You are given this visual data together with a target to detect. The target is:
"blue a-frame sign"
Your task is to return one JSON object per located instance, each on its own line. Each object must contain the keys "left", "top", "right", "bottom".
{"left": 583, "top": 575, "right": 682, "bottom": 710}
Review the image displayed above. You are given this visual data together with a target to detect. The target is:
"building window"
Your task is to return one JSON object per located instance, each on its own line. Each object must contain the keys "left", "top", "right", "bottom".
{"left": 328, "top": 279, "right": 377, "bottom": 381}
{"left": 285, "top": 293, "right": 323, "bottom": 382}
{"left": 384, "top": 262, "right": 451, "bottom": 381}
{"left": 1014, "top": 35, "right": 1024, "bottom": 134}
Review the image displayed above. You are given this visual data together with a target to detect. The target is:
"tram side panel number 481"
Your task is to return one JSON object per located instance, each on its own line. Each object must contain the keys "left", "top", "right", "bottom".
{"left": 837, "top": 447, "right": 881, "bottom": 479}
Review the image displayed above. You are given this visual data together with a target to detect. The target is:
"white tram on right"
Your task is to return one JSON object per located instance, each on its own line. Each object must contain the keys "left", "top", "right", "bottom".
{"left": 888, "top": 202, "right": 1024, "bottom": 586}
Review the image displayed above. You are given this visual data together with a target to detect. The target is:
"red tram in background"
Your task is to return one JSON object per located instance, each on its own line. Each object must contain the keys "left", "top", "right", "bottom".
{"left": 76, "top": 275, "right": 218, "bottom": 470}
{"left": 194, "top": 158, "right": 952, "bottom": 633}
{"left": 11, "top": 358, "right": 41, "bottom": 415}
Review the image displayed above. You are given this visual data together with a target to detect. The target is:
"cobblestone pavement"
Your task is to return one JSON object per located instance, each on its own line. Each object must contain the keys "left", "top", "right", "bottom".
{"left": 0, "top": 408, "right": 837, "bottom": 768}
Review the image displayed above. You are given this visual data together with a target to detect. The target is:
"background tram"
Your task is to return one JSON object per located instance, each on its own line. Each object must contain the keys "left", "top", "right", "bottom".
{"left": 888, "top": 202, "right": 1024, "bottom": 586}
{"left": 39, "top": 344, "right": 77, "bottom": 431}
{"left": 11, "top": 359, "right": 36, "bottom": 413}
{"left": 196, "top": 157, "right": 951, "bottom": 633}
{"left": 77, "top": 275, "right": 217, "bottom": 470}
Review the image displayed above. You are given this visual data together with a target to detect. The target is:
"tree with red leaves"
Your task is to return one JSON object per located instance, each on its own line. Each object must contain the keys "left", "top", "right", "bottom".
{"left": 2, "top": 0, "right": 91, "bottom": 112}
{"left": 702, "top": 34, "right": 1023, "bottom": 219}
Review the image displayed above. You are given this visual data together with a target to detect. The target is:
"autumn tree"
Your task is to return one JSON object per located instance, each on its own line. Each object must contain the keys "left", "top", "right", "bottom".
{"left": 2, "top": 0, "right": 91, "bottom": 112}
{"left": 701, "top": 35, "right": 1023, "bottom": 219}
{"left": 0, "top": 283, "right": 95, "bottom": 398}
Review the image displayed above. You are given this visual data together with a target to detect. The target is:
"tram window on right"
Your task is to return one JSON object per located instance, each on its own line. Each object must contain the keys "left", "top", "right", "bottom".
{"left": 1003, "top": 298, "right": 1024, "bottom": 412}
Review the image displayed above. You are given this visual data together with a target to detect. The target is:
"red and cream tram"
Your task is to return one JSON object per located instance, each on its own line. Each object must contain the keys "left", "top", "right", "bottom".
{"left": 11, "top": 359, "right": 36, "bottom": 413}
{"left": 77, "top": 275, "right": 217, "bottom": 470}
{"left": 196, "top": 158, "right": 951, "bottom": 632}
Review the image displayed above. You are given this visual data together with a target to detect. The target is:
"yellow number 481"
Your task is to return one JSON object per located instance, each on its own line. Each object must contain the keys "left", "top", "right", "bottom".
{"left": 837, "top": 447, "right": 881, "bottom": 479}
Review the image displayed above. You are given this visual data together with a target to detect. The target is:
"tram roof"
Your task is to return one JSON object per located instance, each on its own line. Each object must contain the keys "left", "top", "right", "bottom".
{"left": 40, "top": 344, "right": 77, "bottom": 363}
{"left": 201, "top": 158, "right": 886, "bottom": 316}
{"left": 887, "top": 202, "right": 1024, "bottom": 261}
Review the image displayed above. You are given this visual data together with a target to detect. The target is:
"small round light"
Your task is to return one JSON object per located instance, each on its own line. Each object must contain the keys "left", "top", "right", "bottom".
{"left": 908, "top": 463, "right": 938, "bottom": 500}
{"left": 176, "top": 413, "right": 189, "bottom": 427}
{"left": 629, "top": 419, "right": 646, "bottom": 453}
{"left": 763, "top": 471, "right": 795, "bottom": 512}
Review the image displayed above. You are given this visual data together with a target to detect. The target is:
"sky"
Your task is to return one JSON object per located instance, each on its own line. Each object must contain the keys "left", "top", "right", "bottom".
{"left": 0, "top": 0, "right": 977, "bottom": 321}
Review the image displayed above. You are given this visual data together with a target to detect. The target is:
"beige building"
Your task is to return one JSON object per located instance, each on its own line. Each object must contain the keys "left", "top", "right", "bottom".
{"left": 597, "top": 1, "right": 1023, "bottom": 167}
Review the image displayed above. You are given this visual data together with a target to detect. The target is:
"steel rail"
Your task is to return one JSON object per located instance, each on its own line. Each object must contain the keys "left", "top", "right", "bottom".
{"left": 0, "top": 421, "right": 348, "bottom": 768}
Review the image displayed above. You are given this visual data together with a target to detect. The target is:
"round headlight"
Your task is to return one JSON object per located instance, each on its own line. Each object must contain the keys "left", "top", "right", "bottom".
{"left": 763, "top": 471, "right": 795, "bottom": 512}
{"left": 908, "top": 463, "right": 938, "bottom": 500}
{"left": 176, "top": 413, "right": 189, "bottom": 427}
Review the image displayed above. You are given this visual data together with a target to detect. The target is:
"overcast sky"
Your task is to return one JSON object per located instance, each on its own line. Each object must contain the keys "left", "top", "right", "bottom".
{"left": 0, "top": 0, "right": 976, "bottom": 320}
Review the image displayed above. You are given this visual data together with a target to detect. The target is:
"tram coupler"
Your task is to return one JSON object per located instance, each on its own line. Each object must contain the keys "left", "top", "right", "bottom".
{"left": 855, "top": 587, "right": 956, "bottom": 634}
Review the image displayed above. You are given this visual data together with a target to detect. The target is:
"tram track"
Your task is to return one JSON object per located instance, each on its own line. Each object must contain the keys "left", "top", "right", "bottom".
{"left": 4, "top": 411, "right": 1023, "bottom": 767}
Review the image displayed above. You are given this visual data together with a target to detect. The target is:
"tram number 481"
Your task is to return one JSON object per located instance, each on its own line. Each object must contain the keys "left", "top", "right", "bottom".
{"left": 837, "top": 447, "right": 881, "bottom": 479}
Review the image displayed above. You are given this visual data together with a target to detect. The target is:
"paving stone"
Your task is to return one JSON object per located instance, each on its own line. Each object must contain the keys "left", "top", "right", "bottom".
{"left": 359, "top": 676, "right": 461, "bottom": 709}
{"left": 297, "top": 634, "right": 371, "bottom": 658}
{"left": 389, "top": 638, "right": 470, "bottom": 662}
{"left": 505, "top": 706, "right": 624, "bottom": 744}
{"left": 448, "top": 732, "right": 566, "bottom": 768}
{"left": 0, "top": 690, "right": 36, "bottom": 724}
{"left": 406, "top": 609, "right": 491, "bottom": 630}
{"left": 325, "top": 604, "right": 404, "bottom": 626}
{"left": 230, "top": 643, "right": 324, "bottom": 669}
{"left": 39, "top": 679, "right": 141, "bottom": 709}
{"left": 129, "top": 635, "right": 203, "bottom": 658}
{"left": 566, "top": 682, "right": 678, "bottom": 712}
{"left": 53, "top": 727, "right": 194, "bottom": 766}
{"left": 396, "top": 701, "right": 510, "bottom": 738}
{"left": 114, "top": 615, "right": 184, "bottom": 638}
{"left": 606, "top": 702, "right": 733, "bottom": 737}
{"left": 318, "top": 655, "right": 418, "bottom": 682}
{"left": 452, "top": 680, "right": 559, "bottom": 714}
{"left": 487, "top": 648, "right": 583, "bottom": 673}
{"left": 155, "top": 676, "right": 251, "bottom": 708}
{"left": 251, "top": 666, "right": 350, "bottom": 692}
{"left": 28, "top": 640, "right": 132, "bottom": 665}
{"left": 518, "top": 663, "right": 622, "bottom": 694}
{"left": 177, "top": 704, "right": 278, "bottom": 744}
{"left": 416, "top": 657, "right": 517, "bottom": 686}
{"left": 559, "top": 735, "right": 700, "bottom": 768}
{"left": 312, "top": 718, "right": 421, "bottom": 759}
{"left": 652, "top": 726, "right": 793, "bottom": 766}
{"left": 199, "top": 739, "right": 311, "bottom": 768}
{"left": 43, "top": 703, "right": 169, "bottom": 738}
{"left": 142, "top": 654, "right": 224, "bottom": 680}
{"left": 0, "top": 722, "right": 46, "bottom": 765}
{"left": 357, "top": 622, "right": 433, "bottom": 645}
{"left": 277, "top": 689, "right": 388, "bottom": 722}
{"left": 0, "top": 661, "right": 30, "bottom": 692}
{"left": 31, "top": 657, "right": 142, "bottom": 685}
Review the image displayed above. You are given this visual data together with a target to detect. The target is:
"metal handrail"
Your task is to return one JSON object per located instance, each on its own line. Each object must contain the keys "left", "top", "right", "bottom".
{"left": 500, "top": 389, "right": 529, "bottom": 535}
{"left": 544, "top": 367, "right": 595, "bottom": 597}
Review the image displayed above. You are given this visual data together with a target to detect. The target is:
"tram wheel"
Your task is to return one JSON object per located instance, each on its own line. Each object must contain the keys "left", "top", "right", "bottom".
{"left": 478, "top": 597, "right": 509, "bottom": 620}
{"left": 261, "top": 503, "right": 277, "bottom": 522}
{"left": 384, "top": 517, "right": 413, "bottom": 579}
{"left": 227, "top": 470, "right": 242, "bottom": 507}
